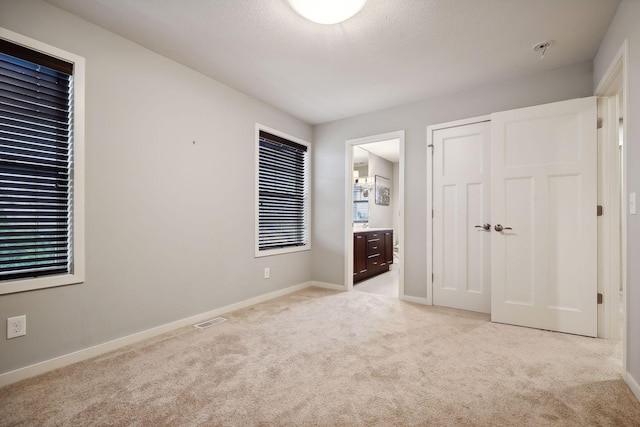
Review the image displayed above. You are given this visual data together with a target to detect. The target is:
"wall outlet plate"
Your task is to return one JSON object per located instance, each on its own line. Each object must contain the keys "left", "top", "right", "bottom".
{"left": 7, "top": 315, "right": 26, "bottom": 339}
{"left": 264, "top": 267, "right": 270, "bottom": 279}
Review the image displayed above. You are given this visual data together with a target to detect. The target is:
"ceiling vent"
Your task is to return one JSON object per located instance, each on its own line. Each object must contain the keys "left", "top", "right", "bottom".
{"left": 533, "top": 40, "right": 554, "bottom": 59}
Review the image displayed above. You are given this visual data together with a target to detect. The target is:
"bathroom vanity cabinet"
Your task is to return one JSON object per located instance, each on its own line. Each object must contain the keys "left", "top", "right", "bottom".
{"left": 353, "top": 229, "right": 393, "bottom": 283}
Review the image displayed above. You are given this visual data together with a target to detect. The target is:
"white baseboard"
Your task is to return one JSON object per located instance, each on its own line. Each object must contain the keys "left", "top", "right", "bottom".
{"left": 400, "top": 294, "right": 431, "bottom": 305}
{"left": 308, "top": 281, "right": 346, "bottom": 291}
{"left": 627, "top": 371, "right": 640, "bottom": 402}
{"left": 0, "top": 282, "right": 312, "bottom": 388}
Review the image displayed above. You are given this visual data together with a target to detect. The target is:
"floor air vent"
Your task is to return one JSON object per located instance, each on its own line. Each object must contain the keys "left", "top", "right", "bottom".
{"left": 194, "top": 317, "right": 227, "bottom": 329}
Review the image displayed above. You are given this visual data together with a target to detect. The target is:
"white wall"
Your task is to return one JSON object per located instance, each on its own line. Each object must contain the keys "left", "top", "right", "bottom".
{"left": 312, "top": 61, "right": 594, "bottom": 297}
{"left": 367, "top": 152, "right": 393, "bottom": 229}
{"left": 354, "top": 166, "right": 368, "bottom": 179}
{"left": 392, "top": 162, "right": 400, "bottom": 245}
{"left": 0, "top": 0, "right": 312, "bottom": 374}
{"left": 593, "top": 0, "right": 640, "bottom": 396}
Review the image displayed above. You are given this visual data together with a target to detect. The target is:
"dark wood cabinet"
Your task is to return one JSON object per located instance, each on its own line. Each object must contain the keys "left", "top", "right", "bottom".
{"left": 354, "top": 229, "right": 393, "bottom": 283}
{"left": 354, "top": 233, "right": 367, "bottom": 277}
{"left": 383, "top": 231, "right": 393, "bottom": 265}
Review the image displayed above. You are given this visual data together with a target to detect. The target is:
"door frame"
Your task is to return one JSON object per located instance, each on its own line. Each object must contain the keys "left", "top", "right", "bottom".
{"left": 595, "top": 39, "right": 628, "bottom": 373}
{"left": 426, "top": 115, "right": 490, "bottom": 305}
{"left": 344, "top": 130, "right": 405, "bottom": 295}
{"left": 597, "top": 95, "right": 622, "bottom": 341}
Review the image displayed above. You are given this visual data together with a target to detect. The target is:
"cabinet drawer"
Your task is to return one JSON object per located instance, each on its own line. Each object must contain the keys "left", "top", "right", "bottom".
{"left": 367, "top": 254, "right": 381, "bottom": 269}
{"left": 367, "top": 240, "right": 381, "bottom": 254}
{"left": 367, "top": 232, "right": 380, "bottom": 241}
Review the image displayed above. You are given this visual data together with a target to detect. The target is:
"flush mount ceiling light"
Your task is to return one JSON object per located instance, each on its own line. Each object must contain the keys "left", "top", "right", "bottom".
{"left": 288, "top": 0, "right": 367, "bottom": 25}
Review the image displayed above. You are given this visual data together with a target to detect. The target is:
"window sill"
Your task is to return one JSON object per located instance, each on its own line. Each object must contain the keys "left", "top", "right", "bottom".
{"left": 0, "top": 272, "right": 84, "bottom": 295}
{"left": 255, "top": 244, "right": 311, "bottom": 258}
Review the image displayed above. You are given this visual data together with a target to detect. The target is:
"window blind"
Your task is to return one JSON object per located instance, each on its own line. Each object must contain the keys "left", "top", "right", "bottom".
{"left": 0, "top": 40, "right": 74, "bottom": 282}
{"left": 258, "top": 130, "right": 308, "bottom": 251}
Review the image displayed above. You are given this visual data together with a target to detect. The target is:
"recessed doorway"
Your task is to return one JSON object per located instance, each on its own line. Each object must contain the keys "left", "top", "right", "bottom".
{"left": 345, "top": 131, "right": 405, "bottom": 298}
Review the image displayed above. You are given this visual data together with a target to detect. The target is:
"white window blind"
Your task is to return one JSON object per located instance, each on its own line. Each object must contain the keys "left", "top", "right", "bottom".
{"left": 0, "top": 39, "right": 74, "bottom": 282}
{"left": 257, "top": 130, "right": 309, "bottom": 252}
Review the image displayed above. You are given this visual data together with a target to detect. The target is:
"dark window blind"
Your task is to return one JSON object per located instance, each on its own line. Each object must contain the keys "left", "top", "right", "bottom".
{"left": 258, "top": 130, "right": 308, "bottom": 251}
{"left": 0, "top": 41, "right": 74, "bottom": 282}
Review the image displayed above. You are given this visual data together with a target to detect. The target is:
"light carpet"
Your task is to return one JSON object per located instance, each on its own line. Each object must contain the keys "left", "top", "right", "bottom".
{"left": 1, "top": 287, "right": 639, "bottom": 426}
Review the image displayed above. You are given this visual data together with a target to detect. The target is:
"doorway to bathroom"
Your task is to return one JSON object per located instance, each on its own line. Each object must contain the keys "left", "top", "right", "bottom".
{"left": 344, "top": 131, "right": 405, "bottom": 298}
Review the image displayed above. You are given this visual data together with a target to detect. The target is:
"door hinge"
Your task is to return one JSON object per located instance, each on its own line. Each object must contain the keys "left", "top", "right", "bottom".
{"left": 597, "top": 118, "right": 603, "bottom": 129}
{"left": 597, "top": 205, "right": 603, "bottom": 216}
{"left": 597, "top": 293, "right": 603, "bottom": 304}
{"left": 428, "top": 144, "right": 434, "bottom": 154}
{"left": 432, "top": 209, "right": 434, "bottom": 218}
{"left": 432, "top": 273, "right": 434, "bottom": 281}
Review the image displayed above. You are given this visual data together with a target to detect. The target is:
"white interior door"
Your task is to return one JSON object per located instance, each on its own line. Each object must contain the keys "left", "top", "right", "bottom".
{"left": 490, "top": 97, "right": 597, "bottom": 337}
{"left": 433, "top": 122, "right": 491, "bottom": 313}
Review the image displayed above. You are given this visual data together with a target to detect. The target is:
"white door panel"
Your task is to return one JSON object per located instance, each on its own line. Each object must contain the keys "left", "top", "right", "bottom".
{"left": 491, "top": 97, "right": 597, "bottom": 337}
{"left": 433, "top": 122, "right": 491, "bottom": 313}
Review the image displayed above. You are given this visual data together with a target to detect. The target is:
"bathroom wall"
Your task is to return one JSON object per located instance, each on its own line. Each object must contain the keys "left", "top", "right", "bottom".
{"left": 367, "top": 152, "right": 393, "bottom": 229}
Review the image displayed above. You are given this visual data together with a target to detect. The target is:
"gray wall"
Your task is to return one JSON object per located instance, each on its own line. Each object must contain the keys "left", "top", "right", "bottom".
{"left": 367, "top": 153, "right": 393, "bottom": 229}
{"left": 0, "top": 0, "right": 312, "bottom": 374}
{"left": 593, "top": 0, "right": 640, "bottom": 391}
{"left": 312, "top": 61, "right": 594, "bottom": 297}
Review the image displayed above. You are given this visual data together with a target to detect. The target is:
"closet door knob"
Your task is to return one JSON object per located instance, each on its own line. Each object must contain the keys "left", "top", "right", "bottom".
{"left": 494, "top": 224, "right": 513, "bottom": 232}
{"left": 474, "top": 224, "right": 491, "bottom": 231}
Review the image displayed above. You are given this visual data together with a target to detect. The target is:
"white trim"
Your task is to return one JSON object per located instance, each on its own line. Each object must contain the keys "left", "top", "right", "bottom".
{"left": 254, "top": 123, "right": 311, "bottom": 258}
{"left": 594, "top": 39, "right": 629, "bottom": 376}
{"left": 398, "top": 137, "right": 405, "bottom": 299}
{"left": 627, "top": 372, "right": 640, "bottom": 402}
{"left": 0, "top": 28, "right": 85, "bottom": 295}
{"left": 426, "top": 115, "right": 491, "bottom": 306}
{"left": 0, "top": 281, "right": 316, "bottom": 388}
{"left": 427, "top": 115, "right": 491, "bottom": 133}
{"left": 595, "top": 40, "right": 627, "bottom": 96}
{"left": 426, "top": 129, "right": 434, "bottom": 305}
{"left": 344, "top": 138, "right": 357, "bottom": 291}
{"left": 596, "top": 96, "right": 622, "bottom": 340}
{"left": 307, "top": 281, "right": 346, "bottom": 291}
{"left": 621, "top": 39, "right": 629, "bottom": 383}
{"left": 344, "top": 130, "right": 405, "bottom": 298}
{"left": 400, "top": 294, "right": 431, "bottom": 305}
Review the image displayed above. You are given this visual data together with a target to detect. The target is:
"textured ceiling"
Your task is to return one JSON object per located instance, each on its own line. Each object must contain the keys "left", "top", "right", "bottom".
{"left": 43, "top": 0, "right": 619, "bottom": 125}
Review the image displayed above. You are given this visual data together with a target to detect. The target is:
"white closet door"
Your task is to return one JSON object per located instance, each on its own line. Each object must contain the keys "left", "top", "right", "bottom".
{"left": 433, "top": 122, "right": 491, "bottom": 313}
{"left": 490, "top": 97, "right": 597, "bottom": 337}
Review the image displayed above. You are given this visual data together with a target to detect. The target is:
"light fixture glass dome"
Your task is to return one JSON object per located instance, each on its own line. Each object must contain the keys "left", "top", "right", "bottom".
{"left": 288, "top": 0, "right": 367, "bottom": 25}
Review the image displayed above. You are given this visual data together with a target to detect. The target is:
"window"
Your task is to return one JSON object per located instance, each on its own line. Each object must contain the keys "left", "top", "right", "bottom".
{"left": 352, "top": 181, "right": 370, "bottom": 223}
{"left": 0, "top": 30, "right": 84, "bottom": 294}
{"left": 256, "top": 126, "right": 310, "bottom": 256}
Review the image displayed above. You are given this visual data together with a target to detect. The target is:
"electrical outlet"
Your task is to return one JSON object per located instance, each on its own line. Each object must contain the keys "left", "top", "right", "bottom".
{"left": 7, "top": 315, "right": 26, "bottom": 339}
{"left": 264, "top": 267, "right": 270, "bottom": 279}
